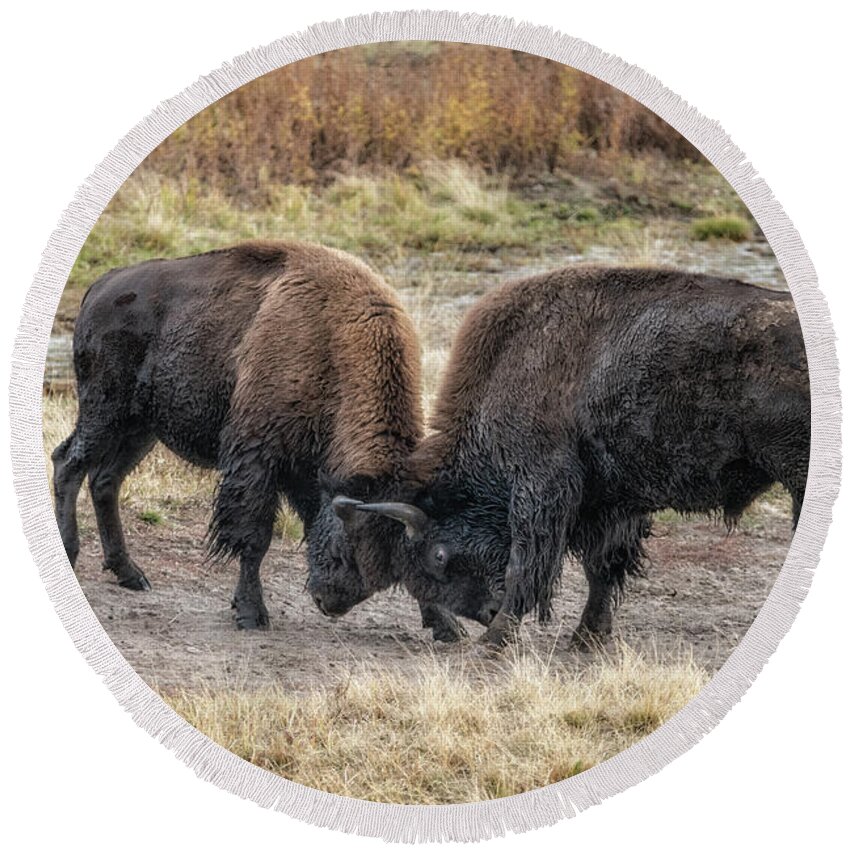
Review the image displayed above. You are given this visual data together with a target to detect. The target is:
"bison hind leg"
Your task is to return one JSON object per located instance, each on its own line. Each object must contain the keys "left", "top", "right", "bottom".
{"left": 88, "top": 430, "right": 156, "bottom": 590}
{"left": 571, "top": 514, "right": 650, "bottom": 650}
{"left": 52, "top": 428, "right": 87, "bottom": 567}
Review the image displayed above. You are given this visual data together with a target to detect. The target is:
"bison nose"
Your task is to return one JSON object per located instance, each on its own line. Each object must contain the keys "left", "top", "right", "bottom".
{"left": 312, "top": 589, "right": 352, "bottom": 618}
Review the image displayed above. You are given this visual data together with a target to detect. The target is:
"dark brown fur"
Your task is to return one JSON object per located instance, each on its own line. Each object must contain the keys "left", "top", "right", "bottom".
{"left": 348, "top": 266, "right": 809, "bottom": 647}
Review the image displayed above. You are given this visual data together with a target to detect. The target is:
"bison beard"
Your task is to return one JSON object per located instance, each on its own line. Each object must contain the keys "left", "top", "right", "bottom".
{"left": 51, "top": 240, "right": 471, "bottom": 635}
{"left": 355, "top": 266, "right": 810, "bottom": 648}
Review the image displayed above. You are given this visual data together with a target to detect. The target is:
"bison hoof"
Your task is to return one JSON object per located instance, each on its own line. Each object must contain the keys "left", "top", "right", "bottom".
{"left": 420, "top": 604, "right": 468, "bottom": 643}
{"left": 107, "top": 561, "right": 152, "bottom": 591}
{"left": 431, "top": 619, "right": 468, "bottom": 643}
{"left": 478, "top": 611, "right": 516, "bottom": 648}
{"left": 477, "top": 628, "right": 510, "bottom": 649}
{"left": 427, "top": 610, "right": 468, "bottom": 643}
{"left": 569, "top": 628, "right": 609, "bottom": 652}
{"left": 232, "top": 600, "right": 270, "bottom": 630}
{"left": 236, "top": 616, "right": 269, "bottom": 631}
{"left": 118, "top": 573, "right": 152, "bottom": 592}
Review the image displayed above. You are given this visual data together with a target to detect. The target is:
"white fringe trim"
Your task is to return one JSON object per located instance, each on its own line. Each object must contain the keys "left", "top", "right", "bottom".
{"left": 8, "top": 9, "right": 841, "bottom": 843}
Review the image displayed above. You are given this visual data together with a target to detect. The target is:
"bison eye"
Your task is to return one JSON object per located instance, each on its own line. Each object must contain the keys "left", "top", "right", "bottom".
{"left": 427, "top": 543, "right": 450, "bottom": 575}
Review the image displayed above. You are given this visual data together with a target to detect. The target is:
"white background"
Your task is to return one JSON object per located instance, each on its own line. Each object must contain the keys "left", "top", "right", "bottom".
{"left": 1, "top": 1, "right": 847, "bottom": 846}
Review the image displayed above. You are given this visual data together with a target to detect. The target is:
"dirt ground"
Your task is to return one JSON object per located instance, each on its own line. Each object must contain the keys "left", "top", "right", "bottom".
{"left": 72, "top": 503, "right": 793, "bottom": 690}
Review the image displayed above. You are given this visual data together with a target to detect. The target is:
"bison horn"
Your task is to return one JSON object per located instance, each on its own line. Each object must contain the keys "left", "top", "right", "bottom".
{"left": 332, "top": 495, "right": 364, "bottom": 524}
{"left": 355, "top": 501, "right": 428, "bottom": 540}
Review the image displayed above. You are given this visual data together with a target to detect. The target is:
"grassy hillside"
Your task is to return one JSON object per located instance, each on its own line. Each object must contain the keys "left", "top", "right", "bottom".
{"left": 57, "top": 157, "right": 753, "bottom": 325}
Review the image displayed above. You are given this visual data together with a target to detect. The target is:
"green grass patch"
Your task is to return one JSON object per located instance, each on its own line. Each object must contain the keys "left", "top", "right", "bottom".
{"left": 690, "top": 215, "right": 751, "bottom": 242}
{"left": 138, "top": 508, "right": 164, "bottom": 526}
{"left": 54, "top": 156, "right": 771, "bottom": 337}
{"left": 64, "top": 163, "right": 579, "bottom": 302}
{"left": 669, "top": 198, "right": 696, "bottom": 214}
{"left": 653, "top": 486, "right": 793, "bottom": 532}
{"left": 574, "top": 206, "right": 601, "bottom": 224}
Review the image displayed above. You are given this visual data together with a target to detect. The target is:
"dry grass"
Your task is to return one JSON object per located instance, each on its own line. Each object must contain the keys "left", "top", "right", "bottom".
{"left": 161, "top": 643, "right": 707, "bottom": 803}
{"left": 64, "top": 163, "right": 577, "bottom": 299}
{"left": 60, "top": 156, "right": 750, "bottom": 310}
{"left": 145, "top": 42, "right": 700, "bottom": 197}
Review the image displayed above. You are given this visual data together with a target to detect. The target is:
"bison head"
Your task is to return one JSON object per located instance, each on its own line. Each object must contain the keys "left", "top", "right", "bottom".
{"left": 304, "top": 494, "right": 381, "bottom": 617}
{"left": 306, "top": 487, "right": 502, "bottom": 629}
{"left": 351, "top": 492, "right": 508, "bottom": 628}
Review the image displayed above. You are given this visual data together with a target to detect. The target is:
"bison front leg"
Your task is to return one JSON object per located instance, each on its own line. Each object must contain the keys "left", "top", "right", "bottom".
{"left": 211, "top": 449, "right": 279, "bottom": 630}
{"left": 419, "top": 601, "right": 467, "bottom": 642}
{"left": 480, "top": 462, "right": 581, "bottom": 648}
{"left": 232, "top": 540, "right": 272, "bottom": 630}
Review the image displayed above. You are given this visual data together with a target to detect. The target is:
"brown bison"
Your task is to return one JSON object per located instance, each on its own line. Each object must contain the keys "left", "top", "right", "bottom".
{"left": 319, "top": 267, "right": 810, "bottom": 647}
{"left": 52, "top": 240, "right": 492, "bottom": 637}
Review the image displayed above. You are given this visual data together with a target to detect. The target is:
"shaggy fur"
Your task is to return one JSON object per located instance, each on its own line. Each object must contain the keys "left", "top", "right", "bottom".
{"left": 51, "top": 241, "right": 455, "bottom": 632}
{"left": 355, "top": 266, "right": 810, "bottom": 646}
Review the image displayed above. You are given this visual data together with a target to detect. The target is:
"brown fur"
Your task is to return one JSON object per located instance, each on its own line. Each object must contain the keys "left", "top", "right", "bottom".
{"left": 225, "top": 242, "right": 423, "bottom": 483}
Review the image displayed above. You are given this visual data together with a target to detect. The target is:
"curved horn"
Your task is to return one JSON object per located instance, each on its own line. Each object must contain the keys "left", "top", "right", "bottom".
{"left": 332, "top": 495, "right": 364, "bottom": 524}
{"left": 355, "top": 501, "right": 428, "bottom": 540}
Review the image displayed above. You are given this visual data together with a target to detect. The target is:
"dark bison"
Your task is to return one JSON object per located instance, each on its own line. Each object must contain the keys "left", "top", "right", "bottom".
{"left": 52, "top": 240, "right": 489, "bottom": 637}
{"left": 325, "top": 266, "right": 810, "bottom": 647}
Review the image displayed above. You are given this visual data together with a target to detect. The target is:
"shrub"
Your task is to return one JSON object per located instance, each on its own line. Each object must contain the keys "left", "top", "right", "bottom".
{"left": 690, "top": 215, "right": 751, "bottom": 242}
{"left": 144, "top": 43, "right": 702, "bottom": 198}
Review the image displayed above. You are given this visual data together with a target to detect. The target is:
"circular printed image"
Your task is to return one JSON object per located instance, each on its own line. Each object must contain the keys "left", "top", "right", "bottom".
{"left": 44, "top": 41, "right": 808, "bottom": 805}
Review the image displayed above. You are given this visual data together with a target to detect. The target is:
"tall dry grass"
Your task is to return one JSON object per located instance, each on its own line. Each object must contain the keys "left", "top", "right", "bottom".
{"left": 163, "top": 643, "right": 707, "bottom": 803}
{"left": 145, "top": 42, "right": 700, "bottom": 198}
{"left": 63, "top": 156, "right": 747, "bottom": 314}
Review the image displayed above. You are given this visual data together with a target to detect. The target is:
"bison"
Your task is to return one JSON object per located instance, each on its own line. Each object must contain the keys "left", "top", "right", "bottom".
{"left": 325, "top": 266, "right": 810, "bottom": 647}
{"left": 51, "top": 240, "right": 493, "bottom": 637}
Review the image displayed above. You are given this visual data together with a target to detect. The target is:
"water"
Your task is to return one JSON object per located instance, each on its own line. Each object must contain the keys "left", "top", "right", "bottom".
{"left": 45, "top": 332, "right": 74, "bottom": 390}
